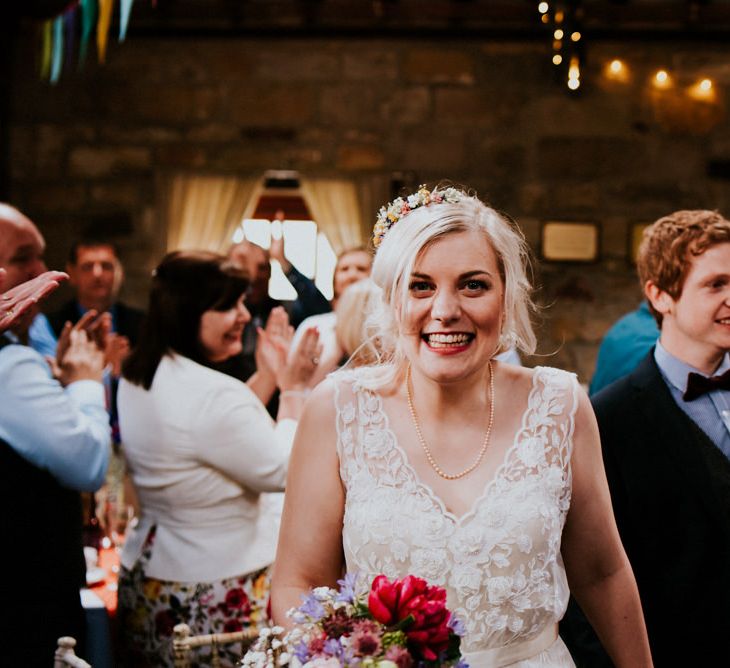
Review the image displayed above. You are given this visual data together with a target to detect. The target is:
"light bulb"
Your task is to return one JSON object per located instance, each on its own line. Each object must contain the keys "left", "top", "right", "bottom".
{"left": 554, "top": 29, "right": 564, "bottom": 39}
{"left": 571, "top": 31, "right": 581, "bottom": 42}
{"left": 700, "top": 79, "right": 712, "bottom": 91}
{"left": 610, "top": 59, "right": 623, "bottom": 74}
{"left": 538, "top": 2, "right": 549, "bottom": 14}
{"left": 553, "top": 54, "right": 563, "bottom": 65}
{"left": 568, "top": 79, "right": 580, "bottom": 90}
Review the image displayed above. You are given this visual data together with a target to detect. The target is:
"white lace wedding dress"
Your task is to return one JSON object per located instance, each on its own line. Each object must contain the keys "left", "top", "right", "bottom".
{"left": 334, "top": 366, "right": 579, "bottom": 668}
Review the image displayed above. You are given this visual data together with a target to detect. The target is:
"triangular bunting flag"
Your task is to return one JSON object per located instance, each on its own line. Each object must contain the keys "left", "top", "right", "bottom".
{"left": 50, "top": 15, "right": 64, "bottom": 84}
{"left": 120, "top": 0, "right": 134, "bottom": 42}
{"left": 40, "top": 20, "right": 52, "bottom": 80}
{"left": 79, "top": 0, "right": 97, "bottom": 67}
{"left": 97, "top": 0, "right": 114, "bottom": 64}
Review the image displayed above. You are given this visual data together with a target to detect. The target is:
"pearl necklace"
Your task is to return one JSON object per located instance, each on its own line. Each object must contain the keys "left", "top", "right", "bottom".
{"left": 405, "top": 361, "right": 495, "bottom": 481}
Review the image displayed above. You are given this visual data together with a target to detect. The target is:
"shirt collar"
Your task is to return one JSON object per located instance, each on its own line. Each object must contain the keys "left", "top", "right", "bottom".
{"left": 2, "top": 330, "right": 21, "bottom": 344}
{"left": 654, "top": 340, "right": 730, "bottom": 393}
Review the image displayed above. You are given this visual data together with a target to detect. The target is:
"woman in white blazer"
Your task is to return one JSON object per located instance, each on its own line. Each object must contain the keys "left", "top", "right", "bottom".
{"left": 117, "top": 251, "right": 319, "bottom": 667}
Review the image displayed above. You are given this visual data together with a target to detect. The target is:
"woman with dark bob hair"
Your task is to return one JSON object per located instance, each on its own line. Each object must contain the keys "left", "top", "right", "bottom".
{"left": 117, "top": 250, "right": 320, "bottom": 666}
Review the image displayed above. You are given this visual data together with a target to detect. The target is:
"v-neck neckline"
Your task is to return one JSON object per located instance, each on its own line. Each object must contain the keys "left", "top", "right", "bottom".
{"left": 372, "top": 367, "right": 546, "bottom": 524}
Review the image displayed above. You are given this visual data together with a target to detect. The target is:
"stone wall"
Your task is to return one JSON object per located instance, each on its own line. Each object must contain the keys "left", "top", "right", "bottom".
{"left": 7, "top": 33, "right": 730, "bottom": 382}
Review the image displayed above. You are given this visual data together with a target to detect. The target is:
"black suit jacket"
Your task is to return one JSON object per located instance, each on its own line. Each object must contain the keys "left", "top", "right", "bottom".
{"left": 47, "top": 299, "right": 145, "bottom": 347}
{"left": 591, "top": 351, "right": 730, "bottom": 666}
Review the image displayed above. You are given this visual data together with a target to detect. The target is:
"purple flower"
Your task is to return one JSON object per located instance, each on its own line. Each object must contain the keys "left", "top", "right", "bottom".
{"left": 298, "top": 592, "right": 327, "bottom": 621}
{"left": 336, "top": 572, "right": 359, "bottom": 603}
{"left": 323, "top": 637, "right": 344, "bottom": 658}
{"left": 447, "top": 613, "right": 467, "bottom": 637}
{"left": 293, "top": 639, "right": 311, "bottom": 663}
{"left": 455, "top": 659, "right": 470, "bottom": 668}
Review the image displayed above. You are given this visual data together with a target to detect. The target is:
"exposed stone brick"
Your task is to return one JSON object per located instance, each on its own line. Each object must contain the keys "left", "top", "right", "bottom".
{"left": 186, "top": 124, "right": 240, "bottom": 142}
{"left": 255, "top": 50, "right": 340, "bottom": 82}
{"left": 155, "top": 145, "right": 208, "bottom": 168}
{"left": 404, "top": 50, "right": 475, "bottom": 84}
{"left": 69, "top": 146, "right": 152, "bottom": 177}
{"left": 337, "top": 145, "right": 386, "bottom": 171}
{"left": 99, "top": 126, "right": 183, "bottom": 144}
{"left": 24, "top": 183, "right": 87, "bottom": 213}
{"left": 343, "top": 51, "right": 398, "bottom": 81}
{"left": 380, "top": 87, "right": 431, "bottom": 125}
{"left": 320, "top": 86, "right": 380, "bottom": 126}
{"left": 90, "top": 181, "right": 149, "bottom": 209}
{"left": 228, "top": 86, "right": 316, "bottom": 126}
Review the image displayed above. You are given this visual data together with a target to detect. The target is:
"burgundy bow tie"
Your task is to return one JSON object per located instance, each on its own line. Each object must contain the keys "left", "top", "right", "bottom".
{"left": 683, "top": 368, "right": 730, "bottom": 401}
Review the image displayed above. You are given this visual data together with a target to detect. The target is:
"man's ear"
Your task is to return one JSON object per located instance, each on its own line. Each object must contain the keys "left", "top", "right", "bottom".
{"left": 65, "top": 262, "right": 78, "bottom": 286}
{"left": 645, "top": 280, "right": 674, "bottom": 316}
{"left": 112, "top": 260, "right": 124, "bottom": 295}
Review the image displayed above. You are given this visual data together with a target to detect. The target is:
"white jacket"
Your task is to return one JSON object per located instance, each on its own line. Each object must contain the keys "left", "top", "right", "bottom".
{"left": 119, "top": 353, "right": 295, "bottom": 583}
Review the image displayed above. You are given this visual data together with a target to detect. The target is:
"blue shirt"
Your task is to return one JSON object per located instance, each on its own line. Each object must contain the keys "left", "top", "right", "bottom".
{"left": 0, "top": 338, "right": 110, "bottom": 491}
{"left": 654, "top": 341, "right": 730, "bottom": 459}
{"left": 590, "top": 302, "right": 659, "bottom": 395}
{"left": 28, "top": 312, "right": 58, "bottom": 358}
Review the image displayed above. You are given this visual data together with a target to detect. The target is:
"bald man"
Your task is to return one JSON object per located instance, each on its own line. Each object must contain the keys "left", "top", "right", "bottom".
{"left": 0, "top": 204, "right": 110, "bottom": 664}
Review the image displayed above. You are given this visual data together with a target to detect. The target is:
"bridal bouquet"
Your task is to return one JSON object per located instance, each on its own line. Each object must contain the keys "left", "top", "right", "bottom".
{"left": 241, "top": 573, "right": 467, "bottom": 667}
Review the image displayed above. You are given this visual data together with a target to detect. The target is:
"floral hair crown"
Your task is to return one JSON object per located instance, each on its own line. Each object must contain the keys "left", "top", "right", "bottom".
{"left": 372, "top": 185, "right": 462, "bottom": 248}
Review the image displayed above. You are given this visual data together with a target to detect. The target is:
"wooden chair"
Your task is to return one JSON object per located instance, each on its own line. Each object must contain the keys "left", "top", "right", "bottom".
{"left": 172, "top": 623, "right": 260, "bottom": 668}
{"left": 54, "top": 637, "right": 92, "bottom": 668}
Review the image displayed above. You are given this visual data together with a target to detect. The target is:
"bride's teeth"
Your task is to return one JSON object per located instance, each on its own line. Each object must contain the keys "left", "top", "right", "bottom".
{"left": 427, "top": 333, "right": 471, "bottom": 346}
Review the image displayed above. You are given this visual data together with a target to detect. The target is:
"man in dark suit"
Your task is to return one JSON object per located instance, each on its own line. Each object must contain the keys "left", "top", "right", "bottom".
{"left": 48, "top": 239, "right": 144, "bottom": 355}
{"left": 590, "top": 210, "right": 730, "bottom": 666}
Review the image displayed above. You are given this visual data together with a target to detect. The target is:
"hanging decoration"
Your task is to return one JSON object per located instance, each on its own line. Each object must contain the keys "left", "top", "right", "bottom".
{"left": 39, "top": 0, "right": 154, "bottom": 83}
{"left": 537, "top": 1, "right": 584, "bottom": 93}
{"left": 119, "top": 0, "right": 134, "bottom": 42}
{"left": 40, "top": 20, "right": 52, "bottom": 80}
{"left": 50, "top": 15, "right": 64, "bottom": 84}
{"left": 96, "top": 0, "right": 114, "bottom": 64}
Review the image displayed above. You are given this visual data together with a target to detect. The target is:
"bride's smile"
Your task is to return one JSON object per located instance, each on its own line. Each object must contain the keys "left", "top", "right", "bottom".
{"left": 398, "top": 228, "right": 504, "bottom": 385}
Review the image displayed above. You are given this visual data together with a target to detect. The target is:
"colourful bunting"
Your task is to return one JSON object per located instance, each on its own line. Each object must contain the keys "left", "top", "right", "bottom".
{"left": 97, "top": 0, "right": 115, "bottom": 64}
{"left": 120, "top": 0, "right": 134, "bottom": 42}
{"left": 40, "top": 0, "right": 151, "bottom": 80}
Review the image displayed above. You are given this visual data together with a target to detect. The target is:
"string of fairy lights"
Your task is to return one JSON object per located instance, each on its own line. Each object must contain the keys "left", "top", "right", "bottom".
{"left": 537, "top": 1, "right": 718, "bottom": 102}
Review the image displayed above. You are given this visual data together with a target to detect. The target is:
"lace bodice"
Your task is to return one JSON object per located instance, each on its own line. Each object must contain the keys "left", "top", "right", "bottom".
{"left": 334, "top": 366, "right": 579, "bottom": 665}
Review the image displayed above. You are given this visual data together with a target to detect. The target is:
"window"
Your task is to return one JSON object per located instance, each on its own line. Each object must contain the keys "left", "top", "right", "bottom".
{"left": 231, "top": 194, "right": 337, "bottom": 301}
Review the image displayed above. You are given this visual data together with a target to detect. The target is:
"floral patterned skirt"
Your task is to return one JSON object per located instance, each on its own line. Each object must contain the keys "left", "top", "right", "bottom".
{"left": 117, "top": 528, "right": 270, "bottom": 667}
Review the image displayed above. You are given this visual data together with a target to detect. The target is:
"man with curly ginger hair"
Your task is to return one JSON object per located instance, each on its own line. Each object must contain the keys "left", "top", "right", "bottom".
{"left": 588, "top": 210, "right": 730, "bottom": 665}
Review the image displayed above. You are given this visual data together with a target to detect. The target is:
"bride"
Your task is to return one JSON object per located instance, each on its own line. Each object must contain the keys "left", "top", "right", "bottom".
{"left": 270, "top": 186, "right": 652, "bottom": 667}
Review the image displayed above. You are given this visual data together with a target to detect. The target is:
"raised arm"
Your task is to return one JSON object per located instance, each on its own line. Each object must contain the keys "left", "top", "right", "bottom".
{"left": 561, "top": 389, "right": 653, "bottom": 667}
{"left": 270, "top": 378, "right": 345, "bottom": 625}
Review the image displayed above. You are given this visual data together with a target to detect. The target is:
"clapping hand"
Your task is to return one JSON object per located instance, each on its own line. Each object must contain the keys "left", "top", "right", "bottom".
{"left": 281, "top": 326, "right": 322, "bottom": 391}
{"left": 49, "top": 310, "right": 111, "bottom": 381}
{"left": 255, "top": 306, "right": 294, "bottom": 380}
{"left": 54, "top": 327, "right": 106, "bottom": 386}
{"left": 0, "top": 269, "right": 68, "bottom": 332}
{"left": 106, "top": 333, "right": 131, "bottom": 377}
{"left": 268, "top": 224, "right": 291, "bottom": 273}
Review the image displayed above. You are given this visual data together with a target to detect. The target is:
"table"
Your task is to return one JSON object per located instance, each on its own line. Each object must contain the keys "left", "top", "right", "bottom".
{"left": 81, "top": 546, "right": 120, "bottom": 668}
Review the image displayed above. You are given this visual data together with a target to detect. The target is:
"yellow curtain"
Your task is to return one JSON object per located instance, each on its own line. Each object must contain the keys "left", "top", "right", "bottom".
{"left": 299, "top": 177, "right": 363, "bottom": 254}
{"left": 165, "top": 175, "right": 263, "bottom": 253}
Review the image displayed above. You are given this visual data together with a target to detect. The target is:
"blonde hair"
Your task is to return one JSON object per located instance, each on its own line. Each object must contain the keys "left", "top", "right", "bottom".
{"left": 363, "top": 188, "right": 536, "bottom": 389}
{"left": 335, "top": 279, "right": 382, "bottom": 367}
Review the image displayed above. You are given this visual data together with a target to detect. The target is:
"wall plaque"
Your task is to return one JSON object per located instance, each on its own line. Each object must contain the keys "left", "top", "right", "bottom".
{"left": 541, "top": 221, "right": 599, "bottom": 262}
